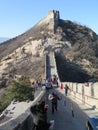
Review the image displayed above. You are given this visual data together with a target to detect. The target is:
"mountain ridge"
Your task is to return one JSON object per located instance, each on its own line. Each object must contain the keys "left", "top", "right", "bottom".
{"left": 0, "top": 37, "right": 9, "bottom": 43}
{"left": 0, "top": 10, "right": 98, "bottom": 88}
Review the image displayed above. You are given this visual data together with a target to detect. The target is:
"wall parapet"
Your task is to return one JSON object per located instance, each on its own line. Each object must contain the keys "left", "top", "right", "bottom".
{"left": 0, "top": 89, "right": 46, "bottom": 130}
{"left": 61, "top": 82, "right": 98, "bottom": 109}
{"left": 51, "top": 52, "right": 98, "bottom": 109}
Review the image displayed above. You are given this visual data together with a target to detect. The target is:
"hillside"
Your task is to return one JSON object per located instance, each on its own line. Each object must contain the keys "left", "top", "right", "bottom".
{"left": 56, "top": 19, "right": 98, "bottom": 81}
{"left": 0, "top": 10, "right": 98, "bottom": 88}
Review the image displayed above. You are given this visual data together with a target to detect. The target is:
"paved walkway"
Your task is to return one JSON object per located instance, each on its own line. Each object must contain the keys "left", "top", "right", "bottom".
{"left": 45, "top": 87, "right": 98, "bottom": 130}
{"left": 45, "top": 53, "right": 98, "bottom": 130}
{"left": 59, "top": 87, "right": 98, "bottom": 118}
{"left": 1, "top": 53, "right": 98, "bottom": 129}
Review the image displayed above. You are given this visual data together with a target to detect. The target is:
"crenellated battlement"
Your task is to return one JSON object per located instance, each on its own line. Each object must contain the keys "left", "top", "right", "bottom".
{"left": 48, "top": 10, "right": 60, "bottom": 19}
{"left": 42, "top": 10, "right": 60, "bottom": 33}
{"left": 36, "top": 10, "right": 60, "bottom": 33}
{"left": 47, "top": 10, "right": 60, "bottom": 33}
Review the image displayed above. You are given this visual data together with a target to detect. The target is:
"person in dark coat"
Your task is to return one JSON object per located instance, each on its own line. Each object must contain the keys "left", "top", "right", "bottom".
{"left": 64, "top": 84, "right": 69, "bottom": 96}
{"left": 30, "top": 101, "right": 50, "bottom": 130}
{"left": 51, "top": 92, "right": 60, "bottom": 114}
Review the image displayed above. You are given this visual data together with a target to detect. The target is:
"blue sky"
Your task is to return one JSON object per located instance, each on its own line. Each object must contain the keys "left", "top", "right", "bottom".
{"left": 0, "top": 0, "right": 98, "bottom": 38}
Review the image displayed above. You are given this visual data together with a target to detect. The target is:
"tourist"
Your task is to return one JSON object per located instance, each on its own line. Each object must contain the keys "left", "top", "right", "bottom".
{"left": 30, "top": 101, "right": 50, "bottom": 130}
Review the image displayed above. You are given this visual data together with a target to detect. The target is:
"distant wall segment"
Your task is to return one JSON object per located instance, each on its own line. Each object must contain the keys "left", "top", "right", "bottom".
{"left": 37, "top": 10, "right": 60, "bottom": 33}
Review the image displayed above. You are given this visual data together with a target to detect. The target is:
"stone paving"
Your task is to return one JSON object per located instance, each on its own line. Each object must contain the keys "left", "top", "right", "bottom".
{"left": 1, "top": 53, "right": 98, "bottom": 129}
{"left": 58, "top": 87, "right": 98, "bottom": 118}
{"left": 45, "top": 87, "right": 98, "bottom": 130}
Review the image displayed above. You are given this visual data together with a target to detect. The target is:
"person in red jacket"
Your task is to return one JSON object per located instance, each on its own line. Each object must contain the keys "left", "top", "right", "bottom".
{"left": 60, "top": 83, "right": 63, "bottom": 90}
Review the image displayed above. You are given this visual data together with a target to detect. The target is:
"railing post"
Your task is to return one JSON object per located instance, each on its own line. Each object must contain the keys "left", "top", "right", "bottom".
{"left": 82, "top": 85, "right": 85, "bottom": 104}
{"left": 91, "top": 83, "right": 94, "bottom": 97}
{"left": 76, "top": 83, "right": 78, "bottom": 93}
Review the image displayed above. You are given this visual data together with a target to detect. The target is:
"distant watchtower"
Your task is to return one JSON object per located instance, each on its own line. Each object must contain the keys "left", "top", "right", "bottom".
{"left": 47, "top": 10, "right": 60, "bottom": 33}
{"left": 53, "top": 10, "right": 60, "bottom": 31}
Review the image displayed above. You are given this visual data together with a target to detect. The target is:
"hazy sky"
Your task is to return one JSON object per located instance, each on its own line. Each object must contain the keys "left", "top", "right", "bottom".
{"left": 0, "top": 0, "right": 98, "bottom": 38}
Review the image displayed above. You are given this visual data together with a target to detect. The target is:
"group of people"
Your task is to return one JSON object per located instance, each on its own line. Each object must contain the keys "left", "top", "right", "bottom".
{"left": 45, "top": 75, "right": 59, "bottom": 89}
{"left": 31, "top": 74, "right": 59, "bottom": 92}
{"left": 30, "top": 91, "right": 60, "bottom": 130}
{"left": 30, "top": 101, "right": 50, "bottom": 130}
{"left": 32, "top": 78, "right": 42, "bottom": 91}
{"left": 30, "top": 80, "right": 70, "bottom": 130}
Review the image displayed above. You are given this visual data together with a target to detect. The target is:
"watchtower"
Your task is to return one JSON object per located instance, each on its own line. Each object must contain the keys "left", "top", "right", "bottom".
{"left": 47, "top": 10, "right": 60, "bottom": 33}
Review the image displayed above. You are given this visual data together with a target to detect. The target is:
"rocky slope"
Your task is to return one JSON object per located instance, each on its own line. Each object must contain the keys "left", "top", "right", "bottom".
{"left": 0, "top": 10, "right": 98, "bottom": 88}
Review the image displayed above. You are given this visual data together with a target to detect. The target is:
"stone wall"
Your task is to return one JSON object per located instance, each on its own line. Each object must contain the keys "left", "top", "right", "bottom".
{"left": 0, "top": 90, "right": 46, "bottom": 130}
{"left": 51, "top": 52, "right": 98, "bottom": 109}
{"left": 37, "top": 10, "right": 60, "bottom": 33}
{"left": 62, "top": 82, "right": 98, "bottom": 108}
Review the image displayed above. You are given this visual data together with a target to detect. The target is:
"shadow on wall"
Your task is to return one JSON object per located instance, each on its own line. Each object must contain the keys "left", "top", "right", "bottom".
{"left": 55, "top": 54, "right": 93, "bottom": 83}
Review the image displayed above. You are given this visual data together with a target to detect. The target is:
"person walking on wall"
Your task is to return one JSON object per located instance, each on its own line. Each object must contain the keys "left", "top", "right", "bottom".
{"left": 50, "top": 92, "right": 60, "bottom": 114}
{"left": 64, "top": 84, "right": 69, "bottom": 96}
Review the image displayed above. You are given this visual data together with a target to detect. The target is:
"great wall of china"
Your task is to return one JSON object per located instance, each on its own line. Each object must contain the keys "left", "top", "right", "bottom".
{"left": 0, "top": 52, "right": 98, "bottom": 130}
{"left": 0, "top": 10, "right": 98, "bottom": 130}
